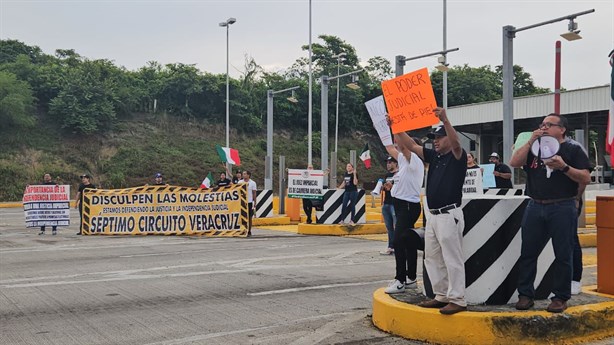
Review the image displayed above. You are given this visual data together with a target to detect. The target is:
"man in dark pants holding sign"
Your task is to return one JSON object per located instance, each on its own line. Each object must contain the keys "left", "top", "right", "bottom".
{"left": 510, "top": 114, "right": 591, "bottom": 313}
{"left": 394, "top": 107, "right": 468, "bottom": 315}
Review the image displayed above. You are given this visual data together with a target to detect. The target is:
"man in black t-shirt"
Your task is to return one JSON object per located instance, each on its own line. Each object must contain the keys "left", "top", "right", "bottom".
{"left": 232, "top": 171, "right": 242, "bottom": 185}
{"left": 217, "top": 172, "right": 232, "bottom": 187}
{"left": 488, "top": 152, "right": 513, "bottom": 188}
{"left": 392, "top": 107, "right": 468, "bottom": 315}
{"left": 75, "top": 174, "right": 97, "bottom": 235}
{"left": 510, "top": 114, "right": 591, "bottom": 313}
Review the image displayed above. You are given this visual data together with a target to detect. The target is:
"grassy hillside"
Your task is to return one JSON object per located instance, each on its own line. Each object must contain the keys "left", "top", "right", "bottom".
{"left": 0, "top": 113, "right": 390, "bottom": 201}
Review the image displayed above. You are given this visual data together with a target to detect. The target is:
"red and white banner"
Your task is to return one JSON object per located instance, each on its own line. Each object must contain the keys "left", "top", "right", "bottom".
{"left": 23, "top": 185, "right": 71, "bottom": 228}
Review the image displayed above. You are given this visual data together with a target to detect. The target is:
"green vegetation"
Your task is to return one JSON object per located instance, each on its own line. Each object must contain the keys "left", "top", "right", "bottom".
{"left": 0, "top": 37, "right": 550, "bottom": 201}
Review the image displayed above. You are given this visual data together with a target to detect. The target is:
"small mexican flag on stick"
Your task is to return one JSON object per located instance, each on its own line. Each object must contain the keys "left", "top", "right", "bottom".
{"left": 360, "top": 143, "right": 371, "bottom": 169}
{"left": 216, "top": 145, "right": 241, "bottom": 166}
{"left": 200, "top": 172, "right": 214, "bottom": 189}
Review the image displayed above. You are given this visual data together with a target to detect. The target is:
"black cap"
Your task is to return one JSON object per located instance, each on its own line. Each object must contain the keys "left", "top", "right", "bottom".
{"left": 80, "top": 174, "right": 91, "bottom": 179}
{"left": 426, "top": 125, "right": 447, "bottom": 139}
{"left": 385, "top": 156, "right": 397, "bottom": 163}
{"left": 155, "top": 172, "right": 163, "bottom": 178}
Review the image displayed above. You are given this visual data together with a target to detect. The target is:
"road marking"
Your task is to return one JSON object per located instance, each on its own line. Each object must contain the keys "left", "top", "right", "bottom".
{"left": 0, "top": 253, "right": 391, "bottom": 288}
{"left": 141, "top": 312, "right": 356, "bottom": 345}
{"left": 247, "top": 279, "right": 389, "bottom": 296}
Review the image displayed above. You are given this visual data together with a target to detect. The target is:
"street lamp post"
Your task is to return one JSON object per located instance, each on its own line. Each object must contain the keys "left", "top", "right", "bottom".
{"left": 219, "top": 17, "right": 236, "bottom": 171}
{"left": 265, "top": 86, "right": 299, "bottom": 190}
{"left": 501, "top": 9, "right": 594, "bottom": 180}
{"left": 320, "top": 68, "right": 363, "bottom": 188}
{"left": 332, "top": 53, "right": 346, "bottom": 153}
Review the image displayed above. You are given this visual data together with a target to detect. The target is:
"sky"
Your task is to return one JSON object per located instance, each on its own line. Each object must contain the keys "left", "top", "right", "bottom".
{"left": 1, "top": 0, "right": 612, "bottom": 91}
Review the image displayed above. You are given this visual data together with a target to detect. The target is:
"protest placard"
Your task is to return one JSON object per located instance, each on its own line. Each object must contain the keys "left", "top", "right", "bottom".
{"left": 463, "top": 169, "right": 484, "bottom": 195}
{"left": 287, "top": 169, "right": 325, "bottom": 199}
{"left": 381, "top": 67, "right": 439, "bottom": 133}
{"left": 481, "top": 164, "right": 497, "bottom": 188}
{"left": 514, "top": 132, "right": 533, "bottom": 151}
{"left": 23, "top": 185, "right": 71, "bottom": 228}
{"left": 82, "top": 184, "right": 248, "bottom": 236}
{"left": 364, "top": 96, "right": 393, "bottom": 146}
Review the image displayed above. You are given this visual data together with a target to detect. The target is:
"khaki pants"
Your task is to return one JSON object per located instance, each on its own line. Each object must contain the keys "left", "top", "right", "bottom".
{"left": 424, "top": 207, "right": 466, "bottom": 307}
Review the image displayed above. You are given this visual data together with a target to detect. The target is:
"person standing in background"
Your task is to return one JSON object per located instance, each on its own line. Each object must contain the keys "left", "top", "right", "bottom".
{"left": 337, "top": 163, "right": 358, "bottom": 225}
{"left": 241, "top": 171, "right": 257, "bottom": 237}
{"left": 380, "top": 156, "right": 398, "bottom": 255}
{"left": 38, "top": 173, "right": 58, "bottom": 236}
{"left": 489, "top": 153, "right": 513, "bottom": 188}
{"left": 75, "top": 174, "right": 96, "bottom": 235}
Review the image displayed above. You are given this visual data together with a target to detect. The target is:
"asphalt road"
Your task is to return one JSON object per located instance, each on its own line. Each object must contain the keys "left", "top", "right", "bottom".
{"left": 0, "top": 208, "right": 418, "bottom": 345}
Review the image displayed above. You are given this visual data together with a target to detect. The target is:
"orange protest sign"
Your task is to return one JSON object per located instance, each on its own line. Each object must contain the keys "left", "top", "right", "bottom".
{"left": 381, "top": 68, "right": 439, "bottom": 134}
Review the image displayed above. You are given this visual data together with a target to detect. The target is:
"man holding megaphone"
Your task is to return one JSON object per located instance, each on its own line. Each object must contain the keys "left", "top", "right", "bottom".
{"left": 509, "top": 114, "right": 591, "bottom": 313}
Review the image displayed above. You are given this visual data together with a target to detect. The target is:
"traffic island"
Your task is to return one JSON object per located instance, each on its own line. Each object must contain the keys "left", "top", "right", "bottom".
{"left": 372, "top": 286, "right": 614, "bottom": 345}
{"left": 297, "top": 223, "right": 385, "bottom": 236}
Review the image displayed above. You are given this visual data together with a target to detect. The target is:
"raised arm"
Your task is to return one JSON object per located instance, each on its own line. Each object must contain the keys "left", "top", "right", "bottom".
{"left": 510, "top": 129, "right": 541, "bottom": 168}
{"left": 386, "top": 115, "right": 424, "bottom": 160}
{"left": 434, "top": 107, "right": 462, "bottom": 160}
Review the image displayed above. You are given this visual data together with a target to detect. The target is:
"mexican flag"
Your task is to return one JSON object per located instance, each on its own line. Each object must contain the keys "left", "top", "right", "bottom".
{"left": 216, "top": 145, "right": 241, "bottom": 166}
{"left": 607, "top": 49, "right": 614, "bottom": 167}
{"left": 200, "top": 172, "right": 214, "bottom": 189}
{"left": 360, "top": 143, "right": 371, "bottom": 169}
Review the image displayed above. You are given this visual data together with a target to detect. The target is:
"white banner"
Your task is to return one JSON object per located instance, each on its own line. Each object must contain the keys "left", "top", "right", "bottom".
{"left": 23, "top": 185, "right": 71, "bottom": 228}
{"left": 287, "top": 169, "right": 324, "bottom": 199}
{"left": 365, "top": 96, "right": 393, "bottom": 146}
{"left": 463, "top": 169, "right": 484, "bottom": 195}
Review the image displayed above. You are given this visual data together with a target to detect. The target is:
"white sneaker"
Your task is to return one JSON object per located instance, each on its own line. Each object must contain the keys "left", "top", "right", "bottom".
{"left": 384, "top": 279, "right": 405, "bottom": 294}
{"left": 405, "top": 278, "right": 417, "bottom": 287}
{"left": 571, "top": 281, "right": 582, "bottom": 295}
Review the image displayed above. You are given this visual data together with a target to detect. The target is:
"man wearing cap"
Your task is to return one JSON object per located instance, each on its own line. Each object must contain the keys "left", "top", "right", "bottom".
{"left": 509, "top": 114, "right": 591, "bottom": 313}
{"left": 379, "top": 156, "right": 398, "bottom": 255}
{"left": 390, "top": 107, "right": 468, "bottom": 314}
{"left": 153, "top": 173, "right": 166, "bottom": 186}
{"left": 489, "top": 152, "right": 513, "bottom": 189}
{"left": 75, "top": 174, "right": 96, "bottom": 235}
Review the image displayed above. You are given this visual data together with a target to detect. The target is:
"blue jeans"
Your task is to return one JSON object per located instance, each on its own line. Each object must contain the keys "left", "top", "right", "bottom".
{"left": 382, "top": 203, "right": 396, "bottom": 248}
{"left": 517, "top": 199, "right": 577, "bottom": 301}
{"left": 340, "top": 190, "right": 358, "bottom": 222}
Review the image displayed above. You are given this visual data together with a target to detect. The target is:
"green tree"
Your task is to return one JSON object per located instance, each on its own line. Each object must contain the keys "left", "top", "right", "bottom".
{"left": 0, "top": 39, "right": 47, "bottom": 64}
{"left": 49, "top": 60, "right": 117, "bottom": 134}
{"left": 365, "top": 56, "right": 393, "bottom": 84}
{"left": 160, "top": 63, "right": 203, "bottom": 116}
{"left": 431, "top": 64, "right": 550, "bottom": 107}
{"left": 495, "top": 64, "right": 550, "bottom": 97}
{"left": 0, "top": 71, "right": 36, "bottom": 130}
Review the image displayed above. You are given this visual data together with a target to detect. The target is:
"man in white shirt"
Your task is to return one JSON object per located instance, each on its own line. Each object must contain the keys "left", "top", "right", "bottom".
{"left": 241, "top": 170, "right": 258, "bottom": 237}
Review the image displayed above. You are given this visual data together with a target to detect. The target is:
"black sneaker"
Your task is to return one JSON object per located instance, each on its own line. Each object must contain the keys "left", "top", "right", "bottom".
{"left": 38, "top": 231, "right": 45, "bottom": 235}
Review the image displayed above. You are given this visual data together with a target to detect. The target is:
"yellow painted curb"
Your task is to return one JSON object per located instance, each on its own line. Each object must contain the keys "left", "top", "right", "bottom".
{"left": 0, "top": 202, "right": 22, "bottom": 208}
{"left": 579, "top": 233, "right": 597, "bottom": 248}
{"left": 253, "top": 216, "right": 291, "bottom": 226}
{"left": 372, "top": 288, "right": 614, "bottom": 345}
{"left": 297, "top": 223, "right": 386, "bottom": 236}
